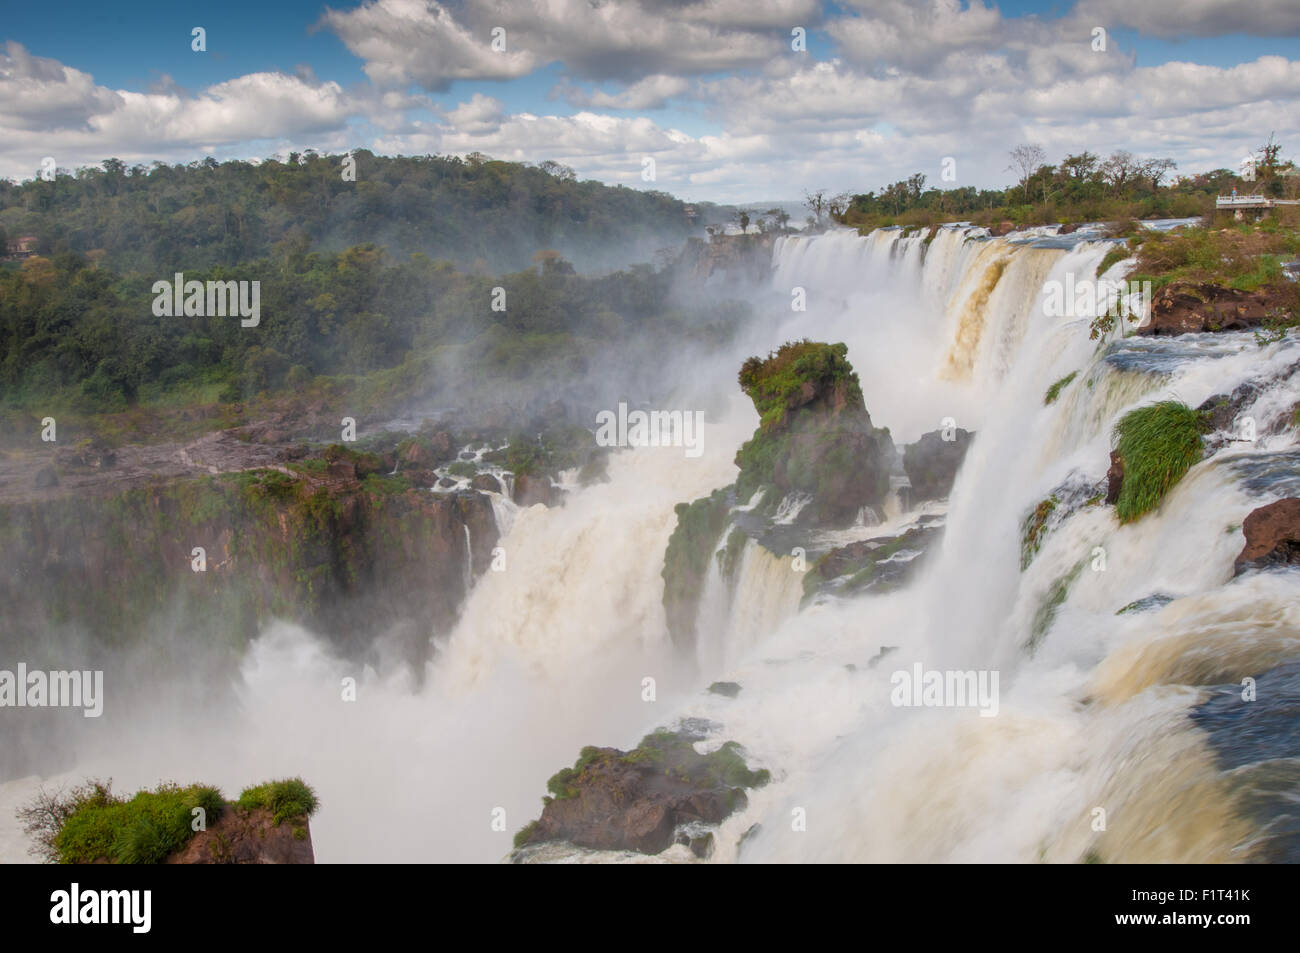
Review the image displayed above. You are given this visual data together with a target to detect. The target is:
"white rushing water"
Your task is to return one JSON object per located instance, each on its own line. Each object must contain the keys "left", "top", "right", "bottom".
{"left": 3, "top": 224, "right": 1296, "bottom": 863}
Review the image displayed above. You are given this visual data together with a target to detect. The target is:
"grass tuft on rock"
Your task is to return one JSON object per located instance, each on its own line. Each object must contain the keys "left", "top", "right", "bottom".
{"left": 1111, "top": 401, "right": 1203, "bottom": 523}
{"left": 236, "top": 777, "right": 319, "bottom": 827}
{"left": 1044, "top": 372, "right": 1078, "bottom": 405}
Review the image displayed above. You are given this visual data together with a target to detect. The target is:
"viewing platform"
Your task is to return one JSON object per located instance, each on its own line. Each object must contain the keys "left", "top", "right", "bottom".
{"left": 1216, "top": 194, "right": 1300, "bottom": 209}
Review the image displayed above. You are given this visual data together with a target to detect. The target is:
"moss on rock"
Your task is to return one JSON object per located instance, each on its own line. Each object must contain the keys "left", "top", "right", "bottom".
{"left": 734, "top": 340, "right": 894, "bottom": 524}
{"left": 661, "top": 487, "right": 732, "bottom": 650}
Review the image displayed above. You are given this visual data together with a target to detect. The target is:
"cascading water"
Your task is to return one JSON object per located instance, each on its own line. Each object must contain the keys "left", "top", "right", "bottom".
{"left": 3, "top": 224, "right": 1295, "bottom": 864}
{"left": 654, "top": 225, "right": 1300, "bottom": 863}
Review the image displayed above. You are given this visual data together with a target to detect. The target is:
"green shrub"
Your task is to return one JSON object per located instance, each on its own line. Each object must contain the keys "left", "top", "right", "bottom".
{"left": 1112, "top": 401, "right": 1203, "bottom": 523}
{"left": 236, "top": 778, "right": 319, "bottom": 826}
{"left": 544, "top": 746, "right": 606, "bottom": 800}
{"left": 737, "top": 340, "right": 862, "bottom": 432}
{"left": 513, "top": 820, "right": 540, "bottom": 849}
{"left": 52, "top": 781, "right": 224, "bottom": 864}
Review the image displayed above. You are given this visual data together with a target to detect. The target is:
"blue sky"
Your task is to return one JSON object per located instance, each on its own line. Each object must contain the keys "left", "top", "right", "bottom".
{"left": 2, "top": 1, "right": 1299, "bottom": 201}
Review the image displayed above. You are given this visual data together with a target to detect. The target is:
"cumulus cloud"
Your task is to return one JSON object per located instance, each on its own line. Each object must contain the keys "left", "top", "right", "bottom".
{"left": 2, "top": 3, "right": 1300, "bottom": 202}
{"left": 558, "top": 74, "right": 691, "bottom": 110}
{"left": 1072, "top": 0, "right": 1300, "bottom": 38}
{"left": 321, "top": 0, "right": 790, "bottom": 88}
{"left": 0, "top": 42, "right": 365, "bottom": 175}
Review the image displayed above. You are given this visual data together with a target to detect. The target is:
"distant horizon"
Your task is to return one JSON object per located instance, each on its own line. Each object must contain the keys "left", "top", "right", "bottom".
{"left": 1, "top": 146, "right": 1276, "bottom": 212}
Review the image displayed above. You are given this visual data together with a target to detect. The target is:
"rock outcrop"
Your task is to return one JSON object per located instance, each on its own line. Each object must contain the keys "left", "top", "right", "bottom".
{"left": 1234, "top": 498, "right": 1300, "bottom": 574}
{"left": 1138, "top": 283, "right": 1292, "bottom": 336}
{"left": 168, "top": 807, "right": 314, "bottom": 864}
{"left": 661, "top": 488, "right": 732, "bottom": 650}
{"left": 516, "top": 729, "right": 769, "bottom": 856}
{"left": 513, "top": 472, "right": 561, "bottom": 507}
{"left": 679, "top": 232, "right": 776, "bottom": 283}
{"left": 734, "top": 341, "right": 895, "bottom": 525}
{"left": 0, "top": 455, "right": 499, "bottom": 669}
{"left": 1105, "top": 450, "right": 1125, "bottom": 505}
{"left": 903, "top": 428, "right": 973, "bottom": 501}
{"left": 802, "top": 520, "right": 943, "bottom": 601}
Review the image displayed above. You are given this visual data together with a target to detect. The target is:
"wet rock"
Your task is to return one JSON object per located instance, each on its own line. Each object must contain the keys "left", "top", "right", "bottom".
{"left": 453, "top": 491, "right": 500, "bottom": 575}
{"left": 990, "top": 221, "right": 1017, "bottom": 236}
{"left": 1196, "top": 381, "right": 1270, "bottom": 452}
{"left": 513, "top": 472, "right": 560, "bottom": 507}
{"left": 471, "top": 473, "right": 502, "bottom": 494}
{"left": 676, "top": 830, "right": 715, "bottom": 859}
{"left": 1197, "top": 385, "right": 1260, "bottom": 433}
{"left": 903, "top": 428, "right": 973, "bottom": 501}
{"left": 1234, "top": 498, "right": 1300, "bottom": 574}
{"left": 1105, "top": 450, "right": 1125, "bottom": 505}
{"left": 804, "top": 523, "right": 942, "bottom": 600}
{"left": 708, "top": 681, "right": 741, "bottom": 698}
{"left": 1116, "top": 593, "right": 1175, "bottom": 615}
{"left": 518, "top": 731, "right": 769, "bottom": 855}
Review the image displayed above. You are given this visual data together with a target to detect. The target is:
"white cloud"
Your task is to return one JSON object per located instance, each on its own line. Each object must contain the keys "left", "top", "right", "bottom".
{"left": 558, "top": 74, "right": 691, "bottom": 110}
{"left": 0, "top": 43, "right": 365, "bottom": 175}
{"left": 1072, "top": 0, "right": 1300, "bottom": 38}
{"left": 3, "top": 3, "right": 1300, "bottom": 202}
{"left": 321, "top": 0, "right": 789, "bottom": 89}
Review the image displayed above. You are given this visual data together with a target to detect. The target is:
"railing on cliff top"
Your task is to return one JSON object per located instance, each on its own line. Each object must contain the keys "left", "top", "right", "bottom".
{"left": 1216, "top": 195, "right": 1300, "bottom": 208}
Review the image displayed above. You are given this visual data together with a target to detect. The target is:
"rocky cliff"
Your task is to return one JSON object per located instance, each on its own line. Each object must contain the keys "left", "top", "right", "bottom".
{"left": 0, "top": 450, "right": 499, "bottom": 670}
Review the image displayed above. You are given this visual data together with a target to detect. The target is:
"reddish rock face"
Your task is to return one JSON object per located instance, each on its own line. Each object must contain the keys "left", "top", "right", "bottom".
{"left": 400, "top": 440, "right": 436, "bottom": 468}
{"left": 1234, "top": 498, "right": 1300, "bottom": 575}
{"left": 513, "top": 472, "right": 561, "bottom": 507}
{"left": 1105, "top": 450, "right": 1125, "bottom": 505}
{"left": 167, "top": 807, "right": 314, "bottom": 864}
{"left": 1139, "top": 283, "right": 1292, "bottom": 336}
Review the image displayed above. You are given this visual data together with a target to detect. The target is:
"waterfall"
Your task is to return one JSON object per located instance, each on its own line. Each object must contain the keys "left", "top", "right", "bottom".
{"left": 693, "top": 537, "right": 806, "bottom": 674}
{"left": 4, "top": 223, "right": 1296, "bottom": 865}
{"left": 630, "top": 225, "right": 1299, "bottom": 864}
{"left": 462, "top": 524, "right": 473, "bottom": 594}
